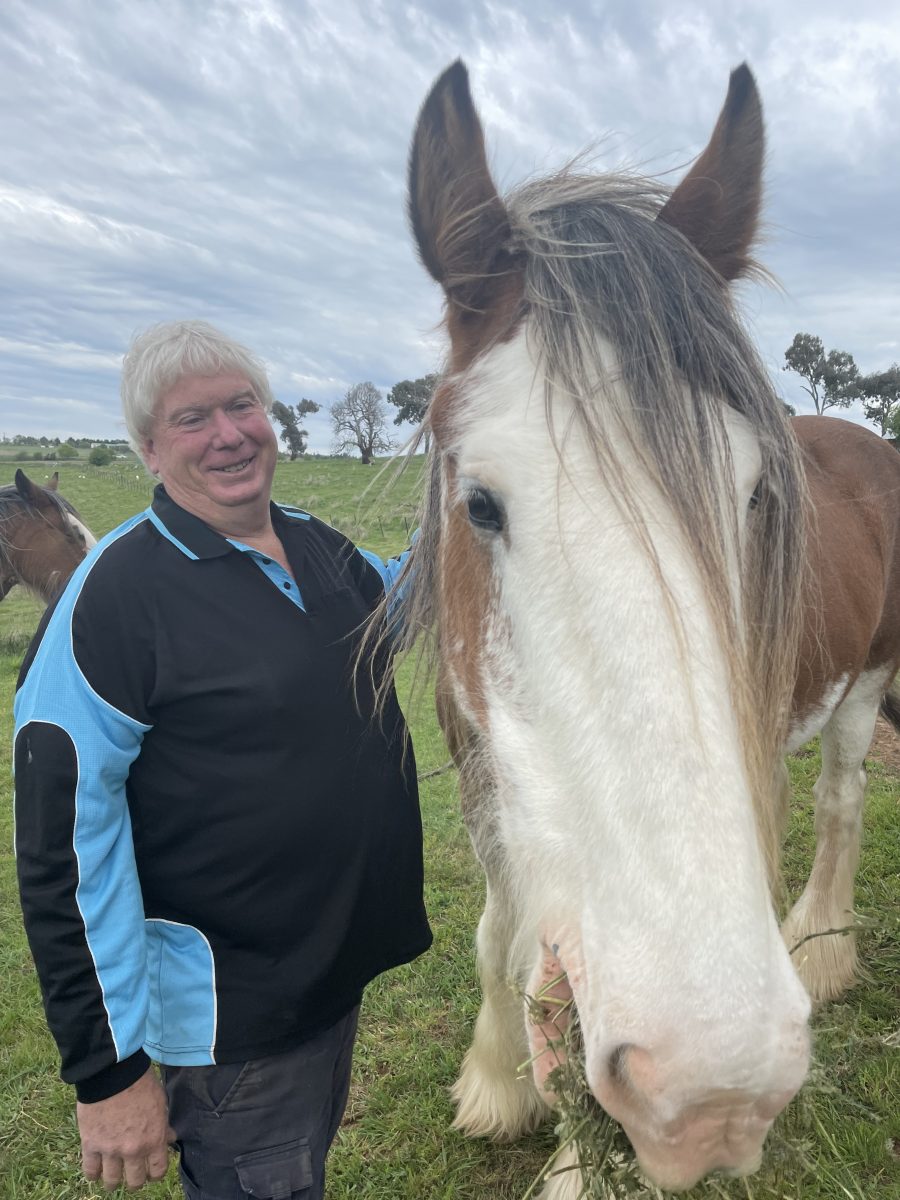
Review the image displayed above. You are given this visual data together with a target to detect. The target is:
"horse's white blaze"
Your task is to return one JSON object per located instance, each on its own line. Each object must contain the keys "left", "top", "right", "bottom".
{"left": 67, "top": 512, "right": 97, "bottom": 549}
{"left": 448, "top": 329, "right": 810, "bottom": 1181}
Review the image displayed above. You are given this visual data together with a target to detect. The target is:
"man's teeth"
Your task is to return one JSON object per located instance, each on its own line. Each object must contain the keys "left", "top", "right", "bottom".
{"left": 218, "top": 459, "right": 251, "bottom": 473}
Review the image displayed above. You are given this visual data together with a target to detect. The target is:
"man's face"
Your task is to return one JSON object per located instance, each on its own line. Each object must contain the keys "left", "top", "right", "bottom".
{"left": 141, "top": 372, "right": 278, "bottom": 526}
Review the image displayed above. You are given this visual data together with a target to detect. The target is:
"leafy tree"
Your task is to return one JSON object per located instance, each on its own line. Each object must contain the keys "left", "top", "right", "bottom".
{"left": 271, "top": 401, "right": 302, "bottom": 459}
{"left": 331, "top": 382, "right": 394, "bottom": 465}
{"left": 56, "top": 443, "right": 79, "bottom": 460}
{"left": 784, "top": 333, "right": 861, "bottom": 415}
{"left": 297, "top": 397, "right": 320, "bottom": 432}
{"left": 271, "top": 398, "right": 320, "bottom": 459}
{"left": 89, "top": 445, "right": 114, "bottom": 466}
{"left": 859, "top": 364, "right": 900, "bottom": 438}
{"left": 387, "top": 373, "right": 439, "bottom": 451}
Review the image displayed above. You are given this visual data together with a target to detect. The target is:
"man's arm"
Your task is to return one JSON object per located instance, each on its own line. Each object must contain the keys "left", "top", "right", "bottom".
{"left": 355, "top": 532, "right": 419, "bottom": 626}
{"left": 14, "top": 545, "right": 161, "bottom": 1183}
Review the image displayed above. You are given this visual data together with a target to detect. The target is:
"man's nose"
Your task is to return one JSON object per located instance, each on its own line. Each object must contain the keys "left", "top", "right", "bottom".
{"left": 209, "top": 409, "right": 244, "bottom": 445}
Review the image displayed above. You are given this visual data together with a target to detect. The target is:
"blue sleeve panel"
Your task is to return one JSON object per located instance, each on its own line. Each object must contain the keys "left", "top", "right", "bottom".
{"left": 14, "top": 517, "right": 153, "bottom": 1096}
{"left": 356, "top": 546, "right": 410, "bottom": 593}
{"left": 356, "top": 531, "right": 418, "bottom": 624}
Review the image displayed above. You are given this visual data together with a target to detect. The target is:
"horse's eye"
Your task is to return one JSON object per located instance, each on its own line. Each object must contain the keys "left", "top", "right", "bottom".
{"left": 466, "top": 487, "right": 505, "bottom": 534}
{"left": 748, "top": 482, "right": 761, "bottom": 511}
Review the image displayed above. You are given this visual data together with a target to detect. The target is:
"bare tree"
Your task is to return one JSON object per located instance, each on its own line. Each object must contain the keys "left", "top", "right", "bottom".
{"left": 330, "top": 382, "right": 394, "bottom": 465}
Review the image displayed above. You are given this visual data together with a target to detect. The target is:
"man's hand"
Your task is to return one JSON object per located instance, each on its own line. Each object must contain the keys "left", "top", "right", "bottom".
{"left": 77, "top": 1068, "right": 175, "bottom": 1191}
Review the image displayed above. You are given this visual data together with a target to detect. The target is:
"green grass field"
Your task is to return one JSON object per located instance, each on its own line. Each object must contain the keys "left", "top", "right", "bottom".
{"left": 0, "top": 461, "right": 897, "bottom": 1199}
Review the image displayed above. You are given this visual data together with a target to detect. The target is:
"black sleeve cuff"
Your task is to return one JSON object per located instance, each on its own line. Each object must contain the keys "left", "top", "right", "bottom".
{"left": 74, "top": 1050, "right": 151, "bottom": 1103}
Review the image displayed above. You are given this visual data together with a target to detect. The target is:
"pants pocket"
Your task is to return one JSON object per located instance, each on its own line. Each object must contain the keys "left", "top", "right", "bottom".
{"left": 234, "top": 1138, "right": 313, "bottom": 1198}
{"left": 198, "top": 1060, "right": 249, "bottom": 1113}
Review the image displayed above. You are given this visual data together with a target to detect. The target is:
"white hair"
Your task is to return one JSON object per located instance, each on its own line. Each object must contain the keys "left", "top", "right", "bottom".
{"left": 121, "top": 320, "right": 275, "bottom": 456}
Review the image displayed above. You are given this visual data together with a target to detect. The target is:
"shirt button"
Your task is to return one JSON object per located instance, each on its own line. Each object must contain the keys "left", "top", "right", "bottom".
{"left": 283, "top": 581, "right": 291, "bottom": 589}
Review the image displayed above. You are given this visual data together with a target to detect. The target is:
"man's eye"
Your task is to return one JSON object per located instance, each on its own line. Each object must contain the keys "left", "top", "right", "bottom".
{"left": 178, "top": 414, "right": 206, "bottom": 429}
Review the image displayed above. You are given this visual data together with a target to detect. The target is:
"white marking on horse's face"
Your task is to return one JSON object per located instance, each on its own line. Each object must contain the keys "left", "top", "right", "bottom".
{"left": 447, "top": 326, "right": 809, "bottom": 1183}
{"left": 66, "top": 512, "right": 97, "bottom": 551}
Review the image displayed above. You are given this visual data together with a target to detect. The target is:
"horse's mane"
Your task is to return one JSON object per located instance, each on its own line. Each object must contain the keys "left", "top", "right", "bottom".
{"left": 374, "top": 167, "right": 808, "bottom": 882}
{"left": 0, "top": 481, "right": 78, "bottom": 523}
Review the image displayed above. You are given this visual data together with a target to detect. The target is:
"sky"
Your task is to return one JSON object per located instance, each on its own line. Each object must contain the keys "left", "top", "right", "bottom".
{"left": 1, "top": 0, "right": 898, "bottom": 452}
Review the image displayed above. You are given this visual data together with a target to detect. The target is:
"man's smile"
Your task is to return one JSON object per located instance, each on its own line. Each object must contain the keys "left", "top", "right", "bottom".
{"left": 212, "top": 457, "right": 254, "bottom": 474}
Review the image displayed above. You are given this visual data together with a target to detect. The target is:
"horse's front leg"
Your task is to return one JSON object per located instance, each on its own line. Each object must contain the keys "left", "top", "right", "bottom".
{"left": 452, "top": 876, "right": 549, "bottom": 1140}
{"left": 438, "top": 675, "right": 548, "bottom": 1139}
{"left": 782, "top": 670, "right": 887, "bottom": 1001}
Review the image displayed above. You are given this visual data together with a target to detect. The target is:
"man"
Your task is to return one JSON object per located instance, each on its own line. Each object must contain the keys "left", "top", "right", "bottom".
{"left": 14, "top": 320, "right": 432, "bottom": 1198}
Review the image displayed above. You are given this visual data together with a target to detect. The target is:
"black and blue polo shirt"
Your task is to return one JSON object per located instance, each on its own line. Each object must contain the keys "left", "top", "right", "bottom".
{"left": 14, "top": 486, "right": 431, "bottom": 1101}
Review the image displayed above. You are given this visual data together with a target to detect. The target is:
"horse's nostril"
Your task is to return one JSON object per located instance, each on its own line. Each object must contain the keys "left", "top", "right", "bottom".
{"left": 606, "top": 1044, "right": 659, "bottom": 1099}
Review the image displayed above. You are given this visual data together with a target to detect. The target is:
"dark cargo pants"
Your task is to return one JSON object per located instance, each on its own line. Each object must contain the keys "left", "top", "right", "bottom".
{"left": 161, "top": 1006, "right": 359, "bottom": 1199}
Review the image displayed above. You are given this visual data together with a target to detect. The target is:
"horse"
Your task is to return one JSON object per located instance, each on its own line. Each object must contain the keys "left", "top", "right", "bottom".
{"left": 394, "top": 61, "right": 900, "bottom": 1194}
{"left": 0, "top": 469, "right": 96, "bottom": 604}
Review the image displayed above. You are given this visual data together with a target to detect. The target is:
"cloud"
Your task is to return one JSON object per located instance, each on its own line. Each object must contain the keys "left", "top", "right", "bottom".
{"left": 0, "top": 0, "right": 897, "bottom": 445}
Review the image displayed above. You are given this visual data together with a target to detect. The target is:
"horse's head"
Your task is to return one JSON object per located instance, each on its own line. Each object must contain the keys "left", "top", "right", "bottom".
{"left": 4, "top": 469, "right": 95, "bottom": 602}
{"left": 410, "top": 63, "right": 810, "bottom": 1189}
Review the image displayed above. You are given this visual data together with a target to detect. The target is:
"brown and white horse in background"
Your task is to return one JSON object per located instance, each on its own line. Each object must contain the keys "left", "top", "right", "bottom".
{"left": 783, "top": 415, "right": 900, "bottom": 997}
{"left": 395, "top": 61, "right": 900, "bottom": 1194}
{"left": 0, "top": 470, "right": 95, "bottom": 604}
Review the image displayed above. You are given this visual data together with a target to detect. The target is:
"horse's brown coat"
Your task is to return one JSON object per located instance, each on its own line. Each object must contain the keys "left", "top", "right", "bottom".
{"left": 793, "top": 416, "right": 900, "bottom": 722}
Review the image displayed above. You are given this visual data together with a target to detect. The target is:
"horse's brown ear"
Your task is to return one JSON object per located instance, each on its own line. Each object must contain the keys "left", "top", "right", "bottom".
{"left": 15, "top": 468, "right": 52, "bottom": 510}
{"left": 657, "top": 64, "right": 764, "bottom": 282}
{"left": 15, "top": 469, "right": 36, "bottom": 502}
{"left": 409, "top": 61, "right": 514, "bottom": 311}
{"left": 47, "top": 472, "right": 59, "bottom": 491}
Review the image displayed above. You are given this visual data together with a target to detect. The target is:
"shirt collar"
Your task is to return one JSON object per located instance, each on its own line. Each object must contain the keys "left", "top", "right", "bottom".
{"left": 149, "top": 484, "right": 291, "bottom": 560}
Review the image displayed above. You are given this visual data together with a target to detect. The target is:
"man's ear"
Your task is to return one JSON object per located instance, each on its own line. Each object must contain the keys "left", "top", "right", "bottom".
{"left": 141, "top": 438, "right": 160, "bottom": 475}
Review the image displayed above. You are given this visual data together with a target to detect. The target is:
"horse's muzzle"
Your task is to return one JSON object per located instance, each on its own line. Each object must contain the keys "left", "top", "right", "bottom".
{"left": 588, "top": 1038, "right": 809, "bottom": 1191}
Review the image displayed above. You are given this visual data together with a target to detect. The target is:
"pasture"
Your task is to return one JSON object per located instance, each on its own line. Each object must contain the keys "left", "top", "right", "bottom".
{"left": 0, "top": 461, "right": 897, "bottom": 1199}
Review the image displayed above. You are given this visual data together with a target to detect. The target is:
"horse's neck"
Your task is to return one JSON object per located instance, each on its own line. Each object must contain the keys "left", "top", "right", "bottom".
{"left": 791, "top": 419, "right": 900, "bottom": 730}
